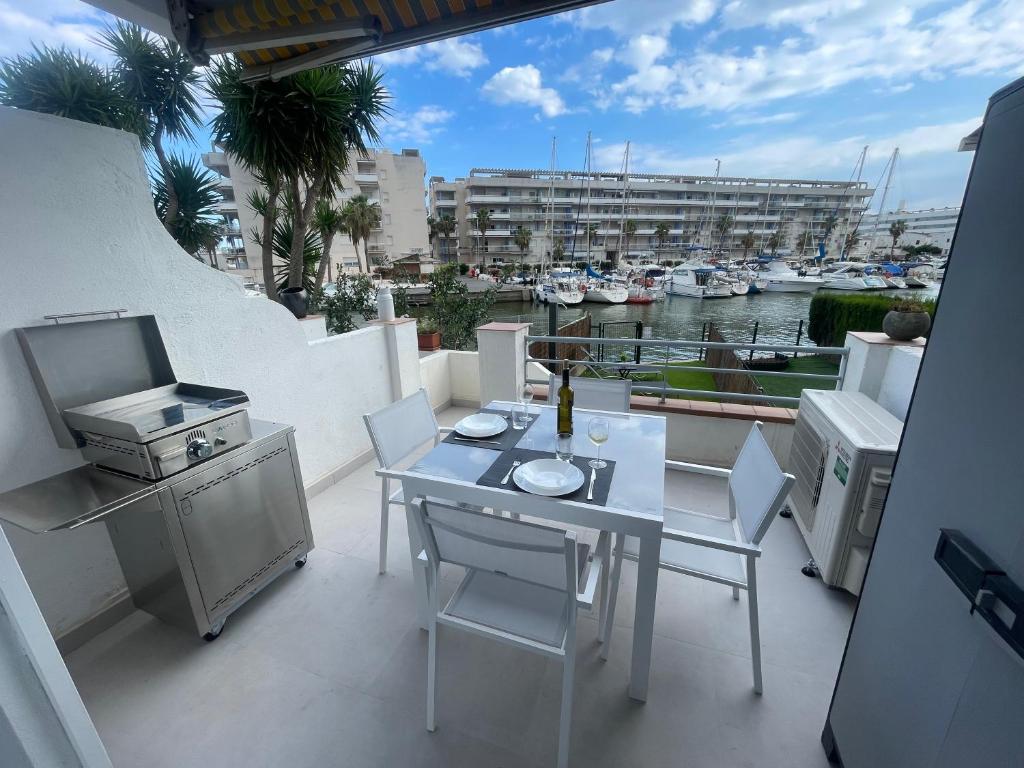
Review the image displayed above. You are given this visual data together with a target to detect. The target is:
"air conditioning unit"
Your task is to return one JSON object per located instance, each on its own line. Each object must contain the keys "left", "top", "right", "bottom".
{"left": 787, "top": 390, "right": 903, "bottom": 595}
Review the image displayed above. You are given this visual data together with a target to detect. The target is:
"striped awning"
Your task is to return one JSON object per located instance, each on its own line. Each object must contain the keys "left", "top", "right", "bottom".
{"left": 89, "top": 0, "right": 610, "bottom": 81}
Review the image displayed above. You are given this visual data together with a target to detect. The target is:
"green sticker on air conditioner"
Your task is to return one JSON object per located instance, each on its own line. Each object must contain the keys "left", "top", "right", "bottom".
{"left": 834, "top": 456, "right": 849, "bottom": 486}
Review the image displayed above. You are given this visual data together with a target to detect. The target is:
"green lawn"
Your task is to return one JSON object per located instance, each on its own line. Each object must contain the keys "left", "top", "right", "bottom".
{"left": 753, "top": 355, "right": 841, "bottom": 399}
{"left": 586, "top": 360, "right": 718, "bottom": 400}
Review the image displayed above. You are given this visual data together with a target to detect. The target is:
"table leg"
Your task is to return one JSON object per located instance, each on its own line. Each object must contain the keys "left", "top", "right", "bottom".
{"left": 629, "top": 532, "right": 661, "bottom": 701}
{"left": 405, "top": 495, "right": 430, "bottom": 631}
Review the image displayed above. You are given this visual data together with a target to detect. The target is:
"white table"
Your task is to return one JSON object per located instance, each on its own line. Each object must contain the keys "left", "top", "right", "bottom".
{"left": 385, "top": 401, "right": 665, "bottom": 702}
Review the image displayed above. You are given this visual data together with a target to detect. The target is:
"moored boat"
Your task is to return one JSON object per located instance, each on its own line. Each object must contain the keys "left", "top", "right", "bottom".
{"left": 665, "top": 264, "right": 733, "bottom": 299}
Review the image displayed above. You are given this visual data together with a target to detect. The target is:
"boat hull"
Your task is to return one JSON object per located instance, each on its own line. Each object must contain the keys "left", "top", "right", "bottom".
{"left": 582, "top": 288, "right": 627, "bottom": 304}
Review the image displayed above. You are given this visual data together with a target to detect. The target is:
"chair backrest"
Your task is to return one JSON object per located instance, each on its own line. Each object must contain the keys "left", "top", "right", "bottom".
{"left": 547, "top": 374, "right": 631, "bottom": 413}
{"left": 728, "top": 422, "right": 795, "bottom": 545}
{"left": 412, "top": 499, "right": 576, "bottom": 594}
{"left": 363, "top": 388, "right": 439, "bottom": 469}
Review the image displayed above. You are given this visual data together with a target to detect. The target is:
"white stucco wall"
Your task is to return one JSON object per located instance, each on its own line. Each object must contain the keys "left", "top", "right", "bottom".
{"left": 420, "top": 351, "right": 453, "bottom": 410}
{"left": 0, "top": 107, "right": 403, "bottom": 638}
{"left": 448, "top": 351, "right": 482, "bottom": 405}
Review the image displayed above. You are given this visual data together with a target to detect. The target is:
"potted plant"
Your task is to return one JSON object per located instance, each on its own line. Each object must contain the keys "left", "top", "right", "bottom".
{"left": 883, "top": 299, "right": 931, "bottom": 341}
{"left": 417, "top": 318, "right": 441, "bottom": 351}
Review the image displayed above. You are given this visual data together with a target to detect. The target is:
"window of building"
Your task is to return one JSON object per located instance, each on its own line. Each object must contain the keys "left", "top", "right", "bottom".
{"left": 379, "top": 169, "right": 387, "bottom": 180}
{"left": 384, "top": 213, "right": 392, "bottom": 226}
{"left": 382, "top": 192, "right": 390, "bottom": 204}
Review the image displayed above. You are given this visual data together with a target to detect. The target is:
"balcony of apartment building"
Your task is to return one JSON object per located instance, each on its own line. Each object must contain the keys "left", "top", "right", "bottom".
{"left": 354, "top": 165, "right": 379, "bottom": 185}
{"left": 202, "top": 150, "right": 229, "bottom": 176}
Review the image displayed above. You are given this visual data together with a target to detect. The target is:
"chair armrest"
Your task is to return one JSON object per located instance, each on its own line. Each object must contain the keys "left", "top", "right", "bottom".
{"left": 375, "top": 468, "right": 404, "bottom": 480}
{"left": 665, "top": 460, "right": 732, "bottom": 478}
{"left": 577, "top": 531, "right": 610, "bottom": 610}
{"left": 662, "top": 526, "right": 761, "bottom": 557}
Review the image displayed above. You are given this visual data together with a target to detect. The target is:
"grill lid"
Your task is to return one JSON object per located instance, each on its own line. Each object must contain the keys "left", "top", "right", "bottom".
{"left": 16, "top": 315, "right": 176, "bottom": 448}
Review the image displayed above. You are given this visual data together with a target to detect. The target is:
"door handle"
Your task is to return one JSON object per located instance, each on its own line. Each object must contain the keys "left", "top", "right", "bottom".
{"left": 935, "top": 529, "right": 1023, "bottom": 662}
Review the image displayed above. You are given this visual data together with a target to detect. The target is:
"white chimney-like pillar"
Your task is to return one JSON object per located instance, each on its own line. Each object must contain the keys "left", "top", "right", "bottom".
{"left": 476, "top": 322, "right": 530, "bottom": 406}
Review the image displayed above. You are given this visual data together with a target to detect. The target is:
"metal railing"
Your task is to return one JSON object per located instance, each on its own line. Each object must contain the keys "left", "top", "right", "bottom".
{"left": 524, "top": 334, "right": 849, "bottom": 407}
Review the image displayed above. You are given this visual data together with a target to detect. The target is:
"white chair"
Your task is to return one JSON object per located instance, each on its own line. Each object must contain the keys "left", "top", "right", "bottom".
{"left": 601, "top": 421, "right": 795, "bottom": 694}
{"left": 547, "top": 374, "right": 632, "bottom": 413}
{"left": 363, "top": 389, "right": 451, "bottom": 574}
{"left": 411, "top": 497, "right": 608, "bottom": 768}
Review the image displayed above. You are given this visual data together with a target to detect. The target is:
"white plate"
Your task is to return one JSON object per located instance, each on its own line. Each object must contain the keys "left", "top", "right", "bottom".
{"left": 454, "top": 412, "right": 508, "bottom": 438}
{"left": 513, "top": 459, "right": 585, "bottom": 497}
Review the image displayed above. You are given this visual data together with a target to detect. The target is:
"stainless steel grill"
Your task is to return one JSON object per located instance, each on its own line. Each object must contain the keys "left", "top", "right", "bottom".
{"left": 2, "top": 312, "right": 314, "bottom": 641}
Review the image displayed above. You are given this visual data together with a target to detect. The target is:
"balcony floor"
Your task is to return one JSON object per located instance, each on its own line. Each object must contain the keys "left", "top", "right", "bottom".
{"left": 64, "top": 406, "right": 855, "bottom": 768}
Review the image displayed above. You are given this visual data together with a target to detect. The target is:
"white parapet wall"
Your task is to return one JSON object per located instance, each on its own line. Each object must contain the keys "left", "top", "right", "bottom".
{"left": 0, "top": 107, "right": 414, "bottom": 641}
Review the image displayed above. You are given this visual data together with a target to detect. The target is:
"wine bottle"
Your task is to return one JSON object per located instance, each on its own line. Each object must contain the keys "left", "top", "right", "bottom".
{"left": 557, "top": 362, "right": 574, "bottom": 435}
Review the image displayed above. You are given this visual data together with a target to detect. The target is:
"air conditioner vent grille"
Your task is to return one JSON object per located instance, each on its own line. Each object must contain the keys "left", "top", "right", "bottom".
{"left": 790, "top": 413, "right": 828, "bottom": 531}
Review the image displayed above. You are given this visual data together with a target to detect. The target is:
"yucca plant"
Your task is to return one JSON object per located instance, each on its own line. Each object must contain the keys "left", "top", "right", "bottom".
{"left": 267, "top": 219, "right": 323, "bottom": 295}
{"left": 99, "top": 21, "right": 203, "bottom": 235}
{"left": 0, "top": 45, "right": 147, "bottom": 137}
{"left": 152, "top": 155, "right": 221, "bottom": 257}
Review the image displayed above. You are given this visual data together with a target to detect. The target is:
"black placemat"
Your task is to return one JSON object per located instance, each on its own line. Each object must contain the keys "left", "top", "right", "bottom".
{"left": 477, "top": 448, "right": 616, "bottom": 505}
{"left": 442, "top": 410, "right": 537, "bottom": 452}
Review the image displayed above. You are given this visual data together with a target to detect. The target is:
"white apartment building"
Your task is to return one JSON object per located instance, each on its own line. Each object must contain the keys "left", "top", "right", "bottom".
{"left": 203, "top": 147, "right": 431, "bottom": 289}
{"left": 860, "top": 205, "right": 960, "bottom": 256}
{"left": 429, "top": 168, "right": 874, "bottom": 266}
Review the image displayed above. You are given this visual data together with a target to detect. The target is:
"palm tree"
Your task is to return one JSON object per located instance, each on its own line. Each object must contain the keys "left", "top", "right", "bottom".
{"left": 151, "top": 155, "right": 221, "bottom": 258}
{"left": 740, "top": 229, "right": 756, "bottom": 260}
{"left": 0, "top": 45, "right": 146, "bottom": 137}
{"left": 513, "top": 225, "right": 532, "bottom": 275}
{"left": 474, "top": 208, "right": 492, "bottom": 267}
{"left": 622, "top": 219, "right": 638, "bottom": 264}
{"left": 435, "top": 214, "right": 457, "bottom": 263}
{"left": 426, "top": 215, "right": 437, "bottom": 260}
{"left": 208, "top": 59, "right": 388, "bottom": 299}
{"left": 313, "top": 200, "right": 346, "bottom": 287}
{"left": 654, "top": 222, "right": 670, "bottom": 264}
{"left": 341, "top": 195, "right": 381, "bottom": 274}
{"left": 888, "top": 219, "right": 908, "bottom": 257}
{"left": 797, "top": 230, "right": 815, "bottom": 257}
{"left": 714, "top": 214, "right": 734, "bottom": 253}
{"left": 767, "top": 229, "right": 786, "bottom": 257}
{"left": 100, "top": 22, "right": 202, "bottom": 236}
{"left": 844, "top": 229, "right": 861, "bottom": 258}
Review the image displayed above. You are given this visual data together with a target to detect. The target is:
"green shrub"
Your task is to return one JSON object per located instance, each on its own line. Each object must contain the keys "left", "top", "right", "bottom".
{"left": 458, "top": 262, "right": 470, "bottom": 275}
{"left": 808, "top": 293, "right": 936, "bottom": 348}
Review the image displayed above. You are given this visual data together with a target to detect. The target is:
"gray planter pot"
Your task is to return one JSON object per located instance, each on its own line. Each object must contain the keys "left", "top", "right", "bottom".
{"left": 279, "top": 287, "right": 309, "bottom": 319}
{"left": 883, "top": 310, "right": 930, "bottom": 341}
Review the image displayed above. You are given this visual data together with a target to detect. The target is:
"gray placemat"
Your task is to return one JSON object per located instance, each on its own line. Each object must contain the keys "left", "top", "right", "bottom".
{"left": 442, "top": 410, "right": 537, "bottom": 452}
{"left": 477, "top": 448, "right": 615, "bottom": 505}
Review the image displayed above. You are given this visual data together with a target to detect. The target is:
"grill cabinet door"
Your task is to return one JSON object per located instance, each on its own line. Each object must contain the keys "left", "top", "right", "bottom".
{"left": 170, "top": 437, "right": 307, "bottom": 618}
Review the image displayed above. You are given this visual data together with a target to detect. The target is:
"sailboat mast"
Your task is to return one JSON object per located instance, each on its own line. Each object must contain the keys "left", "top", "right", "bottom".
{"left": 545, "top": 136, "right": 557, "bottom": 273}
{"left": 585, "top": 131, "right": 593, "bottom": 264}
{"left": 616, "top": 141, "right": 630, "bottom": 263}
{"left": 839, "top": 145, "right": 868, "bottom": 258}
{"left": 871, "top": 146, "right": 899, "bottom": 257}
{"left": 708, "top": 158, "right": 721, "bottom": 252}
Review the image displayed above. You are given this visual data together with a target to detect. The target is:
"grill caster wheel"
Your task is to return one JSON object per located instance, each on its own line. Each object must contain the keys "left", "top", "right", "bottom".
{"left": 779, "top": 505, "right": 793, "bottom": 519}
{"left": 203, "top": 622, "right": 225, "bottom": 642}
{"left": 801, "top": 558, "right": 820, "bottom": 578}
{"left": 295, "top": 556, "right": 307, "bottom": 568}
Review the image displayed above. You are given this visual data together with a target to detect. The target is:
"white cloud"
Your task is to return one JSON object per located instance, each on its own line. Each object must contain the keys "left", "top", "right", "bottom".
{"left": 593, "top": 116, "right": 979, "bottom": 181}
{"left": 481, "top": 65, "right": 566, "bottom": 117}
{"left": 563, "top": 0, "right": 717, "bottom": 35}
{"left": 376, "top": 37, "right": 487, "bottom": 77}
{"left": 591, "top": 1, "right": 1024, "bottom": 113}
{"left": 712, "top": 111, "right": 802, "bottom": 128}
{"left": 380, "top": 105, "right": 453, "bottom": 145}
{"left": 0, "top": 1, "right": 112, "bottom": 60}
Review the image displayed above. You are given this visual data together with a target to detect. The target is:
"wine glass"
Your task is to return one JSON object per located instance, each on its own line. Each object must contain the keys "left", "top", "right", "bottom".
{"left": 587, "top": 417, "right": 609, "bottom": 470}
{"left": 520, "top": 382, "right": 534, "bottom": 413}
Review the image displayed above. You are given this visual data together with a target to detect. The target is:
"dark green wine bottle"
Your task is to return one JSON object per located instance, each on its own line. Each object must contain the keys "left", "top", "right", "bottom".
{"left": 557, "top": 363, "right": 573, "bottom": 435}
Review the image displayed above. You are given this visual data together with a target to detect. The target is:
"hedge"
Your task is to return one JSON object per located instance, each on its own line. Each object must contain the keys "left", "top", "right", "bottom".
{"left": 808, "top": 293, "right": 936, "bottom": 348}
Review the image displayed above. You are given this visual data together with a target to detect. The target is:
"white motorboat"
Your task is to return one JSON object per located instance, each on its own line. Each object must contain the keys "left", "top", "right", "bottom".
{"left": 582, "top": 279, "right": 628, "bottom": 304}
{"left": 534, "top": 275, "right": 583, "bottom": 304}
{"left": 755, "top": 259, "right": 825, "bottom": 293}
{"left": 665, "top": 264, "right": 733, "bottom": 298}
{"left": 821, "top": 263, "right": 889, "bottom": 291}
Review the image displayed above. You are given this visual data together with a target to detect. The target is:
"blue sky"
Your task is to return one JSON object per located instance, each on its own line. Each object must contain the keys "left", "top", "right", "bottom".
{"left": 4, "top": 1, "right": 1024, "bottom": 210}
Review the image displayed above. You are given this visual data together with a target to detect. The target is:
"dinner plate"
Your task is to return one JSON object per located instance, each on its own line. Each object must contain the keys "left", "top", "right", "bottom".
{"left": 454, "top": 412, "right": 508, "bottom": 438}
{"left": 513, "top": 459, "right": 585, "bottom": 497}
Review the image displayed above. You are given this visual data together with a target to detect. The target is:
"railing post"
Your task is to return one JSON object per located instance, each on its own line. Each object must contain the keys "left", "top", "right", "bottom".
{"left": 794, "top": 319, "right": 803, "bottom": 359}
{"left": 749, "top": 321, "right": 759, "bottom": 362}
{"left": 547, "top": 301, "right": 558, "bottom": 372}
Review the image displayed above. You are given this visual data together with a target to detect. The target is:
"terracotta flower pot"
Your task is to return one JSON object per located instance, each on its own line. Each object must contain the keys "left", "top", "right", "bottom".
{"left": 883, "top": 310, "right": 930, "bottom": 341}
{"left": 417, "top": 331, "right": 441, "bottom": 352}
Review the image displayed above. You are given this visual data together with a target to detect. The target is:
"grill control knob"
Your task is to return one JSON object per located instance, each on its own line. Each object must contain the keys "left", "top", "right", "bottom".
{"left": 187, "top": 439, "right": 214, "bottom": 460}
